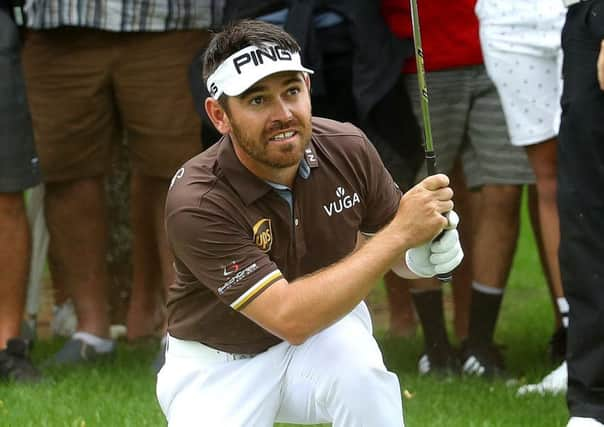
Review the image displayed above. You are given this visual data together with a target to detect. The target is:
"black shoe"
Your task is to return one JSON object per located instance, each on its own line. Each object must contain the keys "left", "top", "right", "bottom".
{"left": 461, "top": 342, "right": 506, "bottom": 378}
{"left": 0, "top": 338, "right": 42, "bottom": 382}
{"left": 548, "top": 327, "right": 567, "bottom": 364}
{"left": 418, "top": 346, "right": 461, "bottom": 375}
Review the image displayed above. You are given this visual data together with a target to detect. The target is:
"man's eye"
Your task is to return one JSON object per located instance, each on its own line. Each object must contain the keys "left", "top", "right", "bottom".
{"left": 250, "top": 96, "right": 264, "bottom": 105}
{"left": 288, "top": 87, "right": 301, "bottom": 96}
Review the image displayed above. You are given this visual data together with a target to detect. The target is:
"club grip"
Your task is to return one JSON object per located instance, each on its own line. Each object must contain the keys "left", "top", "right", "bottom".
{"left": 425, "top": 151, "right": 437, "bottom": 176}
{"left": 426, "top": 153, "right": 453, "bottom": 282}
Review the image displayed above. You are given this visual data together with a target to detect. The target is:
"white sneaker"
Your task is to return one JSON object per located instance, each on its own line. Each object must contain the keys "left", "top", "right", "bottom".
{"left": 567, "top": 417, "right": 604, "bottom": 427}
{"left": 517, "top": 361, "right": 567, "bottom": 396}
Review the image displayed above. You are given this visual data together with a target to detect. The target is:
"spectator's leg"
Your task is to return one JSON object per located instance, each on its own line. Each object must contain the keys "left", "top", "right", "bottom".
{"left": 403, "top": 68, "right": 472, "bottom": 356}
{"left": 115, "top": 30, "right": 210, "bottom": 342}
{"left": 383, "top": 272, "right": 417, "bottom": 337}
{"left": 527, "top": 184, "right": 553, "bottom": 300}
{"left": 127, "top": 173, "right": 173, "bottom": 340}
{"left": 460, "top": 64, "right": 533, "bottom": 375}
{"left": 410, "top": 281, "right": 453, "bottom": 357}
{"left": 559, "top": 6, "right": 604, "bottom": 418}
{"left": 468, "top": 184, "right": 521, "bottom": 346}
{"left": 0, "top": 193, "right": 30, "bottom": 347}
{"left": 526, "top": 140, "right": 567, "bottom": 326}
{"left": 449, "top": 160, "right": 477, "bottom": 341}
{"left": 0, "top": 12, "right": 43, "bottom": 380}
{"left": 45, "top": 178, "right": 111, "bottom": 338}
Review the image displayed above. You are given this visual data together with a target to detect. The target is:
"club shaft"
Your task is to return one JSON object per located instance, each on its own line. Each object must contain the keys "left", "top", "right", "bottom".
{"left": 409, "top": 0, "right": 436, "bottom": 175}
{"left": 409, "top": 0, "right": 452, "bottom": 282}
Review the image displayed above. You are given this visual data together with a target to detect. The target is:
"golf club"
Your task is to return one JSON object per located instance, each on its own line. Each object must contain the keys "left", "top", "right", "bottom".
{"left": 409, "top": 0, "right": 453, "bottom": 282}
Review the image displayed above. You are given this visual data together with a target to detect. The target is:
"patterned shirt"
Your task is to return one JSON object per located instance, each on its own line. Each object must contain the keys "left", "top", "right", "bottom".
{"left": 25, "top": 0, "right": 212, "bottom": 31}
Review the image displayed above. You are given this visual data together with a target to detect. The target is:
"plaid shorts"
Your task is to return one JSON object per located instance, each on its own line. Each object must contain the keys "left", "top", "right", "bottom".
{"left": 0, "top": 11, "right": 41, "bottom": 192}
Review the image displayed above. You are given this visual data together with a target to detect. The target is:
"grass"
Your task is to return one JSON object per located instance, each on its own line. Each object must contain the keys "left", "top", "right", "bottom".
{"left": 0, "top": 194, "right": 568, "bottom": 426}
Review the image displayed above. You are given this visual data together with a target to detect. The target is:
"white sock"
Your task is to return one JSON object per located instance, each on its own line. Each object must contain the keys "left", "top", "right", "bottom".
{"left": 557, "top": 297, "right": 569, "bottom": 328}
{"left": 73, "top": 331, "right": 115, "bottom": 353}
{"left": 472, "top": 281, "right": 504, "bottom": 295}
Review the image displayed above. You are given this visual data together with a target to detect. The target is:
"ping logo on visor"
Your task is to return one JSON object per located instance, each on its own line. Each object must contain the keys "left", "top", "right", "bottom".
{"left": 206, "top": 44, "right": 314, "bottom": 99}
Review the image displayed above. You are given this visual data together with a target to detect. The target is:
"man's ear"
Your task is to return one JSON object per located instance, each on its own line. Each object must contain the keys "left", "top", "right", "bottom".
{"left": 205, "top": 97, "right": 231, "bottom": 134}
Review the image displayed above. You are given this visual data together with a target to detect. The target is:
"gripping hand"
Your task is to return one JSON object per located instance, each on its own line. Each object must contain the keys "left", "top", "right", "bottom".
{"left": 404, "top": 211, "right": 463, "bottom": 278}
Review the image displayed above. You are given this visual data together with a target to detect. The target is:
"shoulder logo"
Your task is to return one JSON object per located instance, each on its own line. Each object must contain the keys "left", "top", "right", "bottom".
{"left": 323, "top": 186, "right": 361, "bottom": 217}
{"left": 304, "top": 147, "right": 318, "bottom": 167}
{"left": 169, "top": 168, "right": 185, "bottom": 190}
{"left": 222, "top": 260, "right": 240, "bottom": 276}
{"left": 252, "top": 218, "right": 273, "bottom": 252}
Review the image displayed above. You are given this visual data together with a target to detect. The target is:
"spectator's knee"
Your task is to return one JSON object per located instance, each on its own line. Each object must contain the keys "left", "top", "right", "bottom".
{"left": 0, "top": 192, "right": 26, "bottom": 218}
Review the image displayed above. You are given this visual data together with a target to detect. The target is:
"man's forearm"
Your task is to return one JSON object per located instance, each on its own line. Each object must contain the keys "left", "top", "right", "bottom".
{"left": 242, "top": 221, "right": 413, "bottom": 344}
{"left": 242, "top": 174, "right": 454, "bottom": 344}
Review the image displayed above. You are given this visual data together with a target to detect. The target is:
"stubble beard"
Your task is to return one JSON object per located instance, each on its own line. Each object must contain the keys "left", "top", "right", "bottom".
{"left": 231, "top": 117, "right": 311, "bottom": 169}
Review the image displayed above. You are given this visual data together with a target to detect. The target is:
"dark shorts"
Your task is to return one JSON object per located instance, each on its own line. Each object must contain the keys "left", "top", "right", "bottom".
{"left": 0, "top": 10, "right": 41, "bottom": 192}
{"left": 22, "top": 28, "right": 210, "bottom": 181}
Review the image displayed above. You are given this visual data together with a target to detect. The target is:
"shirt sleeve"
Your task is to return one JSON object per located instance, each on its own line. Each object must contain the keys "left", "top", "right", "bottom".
{"left": 358, "top": 135, "right": 403, "bottom": 234}
{"left": 166, "top": 202, "right": 284, "bottom": 311}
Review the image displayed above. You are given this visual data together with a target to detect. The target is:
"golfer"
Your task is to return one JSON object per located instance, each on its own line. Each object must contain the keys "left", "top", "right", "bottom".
{"left": 157, "top": 20, "right": 463, "bottom": 426}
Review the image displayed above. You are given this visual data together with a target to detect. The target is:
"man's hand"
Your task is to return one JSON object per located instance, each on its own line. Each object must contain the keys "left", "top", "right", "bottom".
{"left": 598, "top": 40, "right": 604, "bottom": 90}
{"left": 390, "top": 174, "right": 453, "bottom": 248}
{"left": 402, "top": 211, "right": 464, "bottom": 278}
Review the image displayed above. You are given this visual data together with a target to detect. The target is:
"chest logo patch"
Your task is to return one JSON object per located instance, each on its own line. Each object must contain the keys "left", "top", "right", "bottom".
{"left": 253, "top": 218, "right": 273, "bottom": 252}
{"left": 323, "top": 187, "right": 361, "bottom": 217}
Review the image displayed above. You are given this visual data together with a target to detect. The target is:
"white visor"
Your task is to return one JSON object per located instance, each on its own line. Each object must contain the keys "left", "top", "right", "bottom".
{"left": 206, "top": 44, "right": 314, "bottom": 99}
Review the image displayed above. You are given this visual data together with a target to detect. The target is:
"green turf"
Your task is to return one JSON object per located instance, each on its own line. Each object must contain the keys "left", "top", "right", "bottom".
{"left": 0, "top": 194, "right": 567, "bottom": 426}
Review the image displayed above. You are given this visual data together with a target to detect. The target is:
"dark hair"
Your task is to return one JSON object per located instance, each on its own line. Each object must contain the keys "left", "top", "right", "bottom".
{"left": 202, "top": 20, "right": 301, "bottom": 83}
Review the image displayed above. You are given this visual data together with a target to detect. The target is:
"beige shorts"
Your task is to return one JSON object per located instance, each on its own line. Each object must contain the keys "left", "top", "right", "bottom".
{"left": 22, "top": 28, "right": 209, "bottom": 181}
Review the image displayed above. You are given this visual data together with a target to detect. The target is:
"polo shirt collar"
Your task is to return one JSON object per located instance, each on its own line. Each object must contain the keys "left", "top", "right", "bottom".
{"left": 217, "top": 135, "right": 317, "bottom": 206}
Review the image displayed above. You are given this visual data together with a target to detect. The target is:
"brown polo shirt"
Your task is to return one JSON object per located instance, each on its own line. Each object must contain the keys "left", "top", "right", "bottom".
{"left": 165, "top": 117, "right": 402, "bottom": 354}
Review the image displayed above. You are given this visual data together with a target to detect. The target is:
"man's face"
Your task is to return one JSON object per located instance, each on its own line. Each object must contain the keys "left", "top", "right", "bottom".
{"left": 224, "top": 71, "right": 312, "bottom": 172}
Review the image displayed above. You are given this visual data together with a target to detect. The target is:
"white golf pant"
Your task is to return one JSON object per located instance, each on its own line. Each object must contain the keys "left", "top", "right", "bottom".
{"left": 156, "top": 302, "right": 404, "bottom": 426}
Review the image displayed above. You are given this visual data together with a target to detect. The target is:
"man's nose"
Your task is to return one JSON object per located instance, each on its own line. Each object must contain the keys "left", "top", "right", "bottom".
{"left": 270, "top": 98, "right": 293, "bottom": 122}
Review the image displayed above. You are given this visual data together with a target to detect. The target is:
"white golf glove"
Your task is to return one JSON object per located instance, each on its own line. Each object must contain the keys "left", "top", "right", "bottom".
{"left": 404, "top": 211, "right": 464, "bottom": 278}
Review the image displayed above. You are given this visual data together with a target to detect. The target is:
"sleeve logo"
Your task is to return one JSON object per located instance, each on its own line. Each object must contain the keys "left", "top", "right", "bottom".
{"left": 252, "top": 218, "right": 273, "bottom": 252}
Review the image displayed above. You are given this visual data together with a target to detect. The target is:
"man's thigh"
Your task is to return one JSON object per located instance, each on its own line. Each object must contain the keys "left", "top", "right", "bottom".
{"left": 114, "top": 30, "right": 210, "bottom": 179}
{"left": 276, "top": 303, "right": 403, "bottom": 426}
